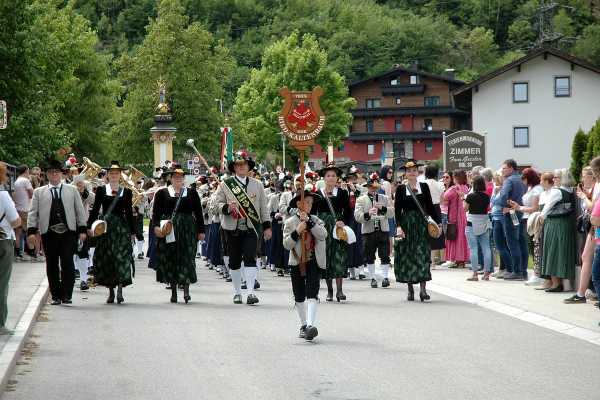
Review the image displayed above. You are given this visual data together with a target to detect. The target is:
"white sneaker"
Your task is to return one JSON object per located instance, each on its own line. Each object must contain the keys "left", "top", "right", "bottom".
{"left": 440, "top": 261, "right": 456, "bottom": 268}
{"left": 525, "top": 275, "right": 544, "bottom": 286}
{"left": 32, "top": 256, "right": 45, "bottom": 263}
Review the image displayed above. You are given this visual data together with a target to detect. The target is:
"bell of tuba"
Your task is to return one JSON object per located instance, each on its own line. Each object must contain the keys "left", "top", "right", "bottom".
{"left": 120, "top": 167, "right": 146, "bottom": 207}
{"left": 81, "top": 157, "right": 102, "bottom": 180}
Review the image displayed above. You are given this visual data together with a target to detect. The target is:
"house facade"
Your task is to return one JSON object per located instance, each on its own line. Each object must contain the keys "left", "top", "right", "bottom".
{"left": 454, "top": 48, "right": 600, "bottom": 171}
{"left": 309, "top": 66, "right": 470, "bottom": 170}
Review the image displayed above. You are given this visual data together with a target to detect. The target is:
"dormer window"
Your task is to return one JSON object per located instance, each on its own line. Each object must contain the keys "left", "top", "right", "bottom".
{"left": 390, "top": 78, "right": 399, "bottom": 86}
{"left": 410, "top": 75, "right": 419, "bottom": 85}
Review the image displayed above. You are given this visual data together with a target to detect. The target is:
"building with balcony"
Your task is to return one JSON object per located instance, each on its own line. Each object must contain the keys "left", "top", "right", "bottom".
{"left": 309, "top": 65, "right": 470, "bottom": 170}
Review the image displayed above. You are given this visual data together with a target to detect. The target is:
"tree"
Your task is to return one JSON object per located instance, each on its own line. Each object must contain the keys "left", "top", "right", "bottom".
{"left": 233, "top": 32, "right": 356, "bottom": 161}
{"left": 584, "top": 119, "right": 600, "bottom": 165}
{"left": 455, "top": 27, "right": 501, "bottom": 81}
{"left": 111, "top": 0, "right": 234, "bottom": 168}
{"left": 507, "top": 19, "right": 536, "bottom": 50}
{"left": 0, "top": 0, "right": 116, "bottom": 165}
{"left": 574, "top": 24, "right": 600, "bottom": 65}
{"left": 570, "top": 128, "right": 588, "bottom": 181}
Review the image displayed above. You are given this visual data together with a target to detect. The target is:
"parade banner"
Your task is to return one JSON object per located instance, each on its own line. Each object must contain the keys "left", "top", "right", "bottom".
{"left": 220, "top": 127, "right": 233, "bottom": 172}
{"left": 443, "top": 130, "right": 486, "bottom": 171}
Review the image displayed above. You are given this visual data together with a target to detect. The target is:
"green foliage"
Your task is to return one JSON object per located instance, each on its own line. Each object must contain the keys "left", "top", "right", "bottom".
{"left": 111, "top": 0, "right": 234, "bottom": 168}
{"left": 584, "top": 119, "right": 600, "bottom": 165}
{"left": 233, "top": 32, "right": 356, "bottom": 161}
{"left": 0, "top": 0, "right": 116, "bottom": 166}
{"left": 570, "top": 128, "right": 588, "bottom": 181}
{"left": 574, "top": 24, "right": 600, "bottom": 65}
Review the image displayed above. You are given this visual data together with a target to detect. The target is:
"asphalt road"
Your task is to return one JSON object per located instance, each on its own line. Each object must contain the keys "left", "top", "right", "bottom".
{"left": 3, "top": 258, "right": 600, "bottom": 400}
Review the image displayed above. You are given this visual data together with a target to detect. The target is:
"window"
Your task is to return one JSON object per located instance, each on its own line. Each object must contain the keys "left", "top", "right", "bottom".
{"left": 513, "top": 82, "right": 528, "bottom": 103}
{"left": 410, "top": 75, "right": 419, "bottom": 85}
{"left": 366, "top": 98, "right": 381, "bottom": 108}
{"left": 393, "top": 142, "right": 405, "bottom": 158}
{"left": 366, "top": 119, "right": 374, "bottom": 133}
{"left": 424, "top": 96, "right": 440, "bottom": 106}
{"left": 424, "top": 119, "right": 433, "bottom": 131}
{"left": 395, "top": 120, "right": 402, "bottom": 132}
{"left": 367, "top": 144, "right": 375, "bottom": 155}
{"left": 555, "top": 76, "right": 571, "bottom": 97}
{"left": 513, "top": 126, "right": 529, "bottom": 147}
{"left": 337, "top": 144, "right": 345, "bottom": 152}
{"left": 390, "top": 78, "right": 399, "bottom": 86}
{"left": 395, "top": 97, "right": 402, "bottom": 105}
{"left": 425, "top": 141, "right": 433, "bottom": 153}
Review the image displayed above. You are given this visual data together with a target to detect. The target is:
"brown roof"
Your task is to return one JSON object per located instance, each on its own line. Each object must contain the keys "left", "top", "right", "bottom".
{"left": 454, "top": 47, "right": 600, "bottom": 95}
{"left": 350, "top": 66, "right": 464, "bottom": 88}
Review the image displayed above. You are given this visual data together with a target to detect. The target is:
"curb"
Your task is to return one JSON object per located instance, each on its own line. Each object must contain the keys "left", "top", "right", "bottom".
{"left": 0, "top": 277, "right": 49, "bottom": 394}
{"left": 427, "top": 282, "right": 600, "bottom": 347}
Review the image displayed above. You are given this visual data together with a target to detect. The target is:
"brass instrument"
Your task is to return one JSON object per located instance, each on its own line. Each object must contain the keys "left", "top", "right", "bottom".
{"left": 121, "top": 167, "right": 147, "bottom": 207}
{"left": 80, "top": 157, "right": 104, "bottom": 187}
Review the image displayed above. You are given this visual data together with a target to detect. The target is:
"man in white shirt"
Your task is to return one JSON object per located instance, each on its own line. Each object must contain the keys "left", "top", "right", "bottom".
{"left": 12, "top": 165, "right": 33, "bottom": 261}
{"left": 0, "top": 162, "right": 22, "bottom": 331}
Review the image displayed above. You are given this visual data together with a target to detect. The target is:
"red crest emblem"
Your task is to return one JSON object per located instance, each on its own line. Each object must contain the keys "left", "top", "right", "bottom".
{"left": 278, "top": 87, "right": 326, "bottom": 149}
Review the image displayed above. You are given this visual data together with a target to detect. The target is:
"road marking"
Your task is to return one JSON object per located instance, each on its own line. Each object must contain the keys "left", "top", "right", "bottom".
{"left": 427, "top": 282, "right": 600, "bottom": 346}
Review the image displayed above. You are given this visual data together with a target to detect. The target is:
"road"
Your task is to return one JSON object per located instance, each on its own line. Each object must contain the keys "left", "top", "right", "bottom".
{"left": 3, "top": 258, "right": 599, "bottom": 400}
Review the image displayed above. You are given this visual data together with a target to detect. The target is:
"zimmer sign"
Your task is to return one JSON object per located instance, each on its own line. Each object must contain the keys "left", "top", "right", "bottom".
{"left": 444, "top": 130, "right": 486, "bottom": 171}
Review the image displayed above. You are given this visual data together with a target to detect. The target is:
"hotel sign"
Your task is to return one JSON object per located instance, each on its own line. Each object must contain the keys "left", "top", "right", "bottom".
{"left": 443, "top": 130, "right": 486, "bottom": 171}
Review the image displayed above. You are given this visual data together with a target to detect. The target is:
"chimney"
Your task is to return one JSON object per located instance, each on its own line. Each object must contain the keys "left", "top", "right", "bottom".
{"left": 444, "top": 68, "right": 456, "bottom": 79}
{"left": 409, "top": 60, "right": 419, "bottom": 70}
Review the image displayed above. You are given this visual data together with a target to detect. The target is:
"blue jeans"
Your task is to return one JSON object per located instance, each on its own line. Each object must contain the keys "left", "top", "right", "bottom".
{"left": 466, "top": 226, "right": 493, "bottom": 273}
{"left": 493, "top": 219, "right": 512, "bottom": 273}
{"left": 592, "top": 244, "right": 600, "bottom": 304}
{"left": 502, "top": 214, "right": 527, "bottom": 276}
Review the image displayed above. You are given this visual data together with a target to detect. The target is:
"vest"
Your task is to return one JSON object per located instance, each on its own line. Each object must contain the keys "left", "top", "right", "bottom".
{"left": 49, "top": 187, "right": 68, "bottom": 233}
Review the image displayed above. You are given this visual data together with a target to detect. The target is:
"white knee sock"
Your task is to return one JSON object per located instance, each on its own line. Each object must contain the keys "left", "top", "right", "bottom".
{"left": 76, "top": 257, "right": 89, "bottom": 282}
{"left": 223, "top": 256, "right": 229, "bottom": 273}
{"left": 381, "top": 264, "right": 389, "bottom": 279}
{"left": 245, "top": 267, "right": 258, "bottom": 295}
{"left": 241, "top": 262, "right": 246, "bottom": 282}
{"left": 306, "top": 298, "right": 318, "bottom": 327}
{"left": 136, "top": 240, "right": 144, "bottom": 255}
{"left": 295, "top": 301, "right": 307, "bottom": 326}
{"left": 230, "top": 269, "right": 242, "bottom": 295}
{"left": 367, "top": 264, "right": 375, "bottom": 280}
{"left": 88, "top": 248, "right": 95, "bottom": 266}
{"left": 349, "top": 268, "right": 356, "bottom": 278}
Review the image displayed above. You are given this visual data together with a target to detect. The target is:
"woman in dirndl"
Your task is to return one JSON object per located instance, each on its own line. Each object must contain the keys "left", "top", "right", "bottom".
{"left": 152, "top": 164, "right": 205, "bottom": 303}
{"left": 394, "top": 160, "right": 441, "bottom": 302}
{"left": 315, "top": 163, "right": 352, "bottom": 302}
{"left": 87, "top": 161, "right": 135, "bottom": 304}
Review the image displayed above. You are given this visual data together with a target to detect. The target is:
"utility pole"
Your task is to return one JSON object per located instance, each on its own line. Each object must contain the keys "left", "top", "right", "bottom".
{"left": 532, "top": 0, "right": 576, "bottom": 48}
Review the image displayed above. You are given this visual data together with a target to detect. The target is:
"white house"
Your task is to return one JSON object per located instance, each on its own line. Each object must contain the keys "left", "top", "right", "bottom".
{"left": 454, "top": 48, "right": 600, "bottom": 171}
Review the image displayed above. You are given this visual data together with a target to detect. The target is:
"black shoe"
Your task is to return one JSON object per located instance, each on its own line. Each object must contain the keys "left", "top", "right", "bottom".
{"left": 225, "top": 275, "right": 232, "bottom": 282}
{"left": 326, "top": 290, "right": 334, "bottom": 302}
{"left": 336, "top": 291, "right": 346, "bottom": 302}
{"left": 299, "top": 325, "right": 307, "bottom": 338}
{"left": 50, "top": 299, "right": 61, "bottom": 305}
{"left": 117, "top": 295, "right": 124, "bottom": 304}
{"left": 420, "top": 291, "right": 430, "bottom": 302}
{"left": 233, "top": 294, "right": 243, "bottom": 304}
{"left": 564, "top": 294, "right": 586, "bottom": 304}
{"left": 304, "top": 325, "right": 319, "bottom": 341}
{"left": 80, "top": 281, "right": 89, "bottom": 291}
{"left": 358, "top": 274, "right": 366, "bottom": 280}
{"left": 62, "top": 299, "right": 72, "bottom": 304}
{"left": 370, "top": 279, "right": 378, "bottom": 288}
{"left": 254, "top": 280, "right": 260, "bottom": 290}
{"left": 137, "top": 253, "right": 144, "bottom": 260}
{"left": 170, "top": 294, "right": 177, "bottom": 303}
{"left": 184, "top": 295, "right": 191, "bottom": 304}
{"left": 247, "top": 294, "right": 259, "bottom": 305}
{"left": 106, "top": 293, "right": 115, "bottom": 304}
{"left": 241, "top": 282, "right": 247, "bottom": 290}
{"left": 208, "top": 264, "right": 214, "bottom": 270}
{"left": 407, "top": 292, "right": 414, "bottom": 301}
{"left": 277, "top": 270, "right": 284, "bottom": 277}
{"left": 382, "top": 278, "right": 390, "bottom": 288}
{"left": 349, "top": 276, "right": 356, "bottom": 280}
{"left": 74, "top": 270, "right": 80, "bottom": 279}
{"left": 545, "top": 284, "right": 563, "bottom": 293}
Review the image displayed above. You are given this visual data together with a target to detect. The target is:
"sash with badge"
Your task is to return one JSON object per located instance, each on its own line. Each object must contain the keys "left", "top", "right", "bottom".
{"left": 222, "top": 177, "right": 262, "bottom": 236}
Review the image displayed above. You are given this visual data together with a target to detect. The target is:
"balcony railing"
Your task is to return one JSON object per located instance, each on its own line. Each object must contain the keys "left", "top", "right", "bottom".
{"left": 380, "top": 84, "right": 426, "bottom": 95}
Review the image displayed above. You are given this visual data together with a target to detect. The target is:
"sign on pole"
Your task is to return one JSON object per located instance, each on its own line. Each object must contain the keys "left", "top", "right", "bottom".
{"left": 0, "top": 100, "right": 7, "bottom": 129}
{"left": 444, "top": 130, "right": 486, "bottom": 171}
{"left": 186, "top": 159, "right": 194, "bottom": 170}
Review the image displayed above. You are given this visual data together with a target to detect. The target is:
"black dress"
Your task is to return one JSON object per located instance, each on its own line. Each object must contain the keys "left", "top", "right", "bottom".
{"left": 393, "top": 183, "right": 440, "bottom": 283}
{"left": 151, "top": 187, "right": 204, "bottom": 284}
{"left": 87, "top": 186, "right": 135, "bottom": 287}
{"left": 315, "top": 187, "right": 352, "bottom": 278}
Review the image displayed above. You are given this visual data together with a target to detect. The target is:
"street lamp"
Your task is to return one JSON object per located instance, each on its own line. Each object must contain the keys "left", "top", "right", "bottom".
{"left": 277, "top": 132, "right": 286, "bottom": 170}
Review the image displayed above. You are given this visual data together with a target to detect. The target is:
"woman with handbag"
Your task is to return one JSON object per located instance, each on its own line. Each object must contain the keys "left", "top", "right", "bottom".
{"left": 394, "top": 160, "right": 441, "bottom": 302}
{"left": 442, "top": 170, "right": 470, "bottom": 268}
{"left": 151, "top": 164, "right": 205, "bottom": 304}
{"left": 315, "top": 163, "right": 352, "bottom": 302}
{"left": 87, "top": 161, "right": 135, "bottom": 304}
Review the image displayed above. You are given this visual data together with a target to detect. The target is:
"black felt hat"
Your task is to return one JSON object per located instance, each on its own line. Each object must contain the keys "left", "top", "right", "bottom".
{"left": 318, "top": 162, "right": 342, "bottom": 177}
{"left": 227, "top": 150, "right": 255, "bottom": 173}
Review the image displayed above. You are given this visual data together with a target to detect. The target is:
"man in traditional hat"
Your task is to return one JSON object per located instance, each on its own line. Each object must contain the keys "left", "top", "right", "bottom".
{"left": 27, "top": 159, "right": 88, "bottom": 305}
{"left": 354, "top": 172, "right": 395, "bottom": 288}
{"left": 211, "top": 151, "right": 271, "bottom": 305}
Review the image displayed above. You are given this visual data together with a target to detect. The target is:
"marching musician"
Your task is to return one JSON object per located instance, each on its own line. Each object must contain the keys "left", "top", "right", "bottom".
{"left": 87, "top": 161, "right": 135, "bottom": 305}
{"left": 315, "top": 163, "right": 352, "bottom": 302}
{"left": 211, "top": 151, "right": 271, "bottom": 305}
{"left": 152, "top": 163, "right": 204, "bottom": 304}
{"left": 73, "top": 174, "right": 95, "bottom": 291}
{"left": 27, "top": 159, "right": 88, "bottom": 305}
{"left": 355, "top": 172, "right": 394, "bottom": 289}
{"left": 283, "top": 190, "right": 326, "bottom": 341}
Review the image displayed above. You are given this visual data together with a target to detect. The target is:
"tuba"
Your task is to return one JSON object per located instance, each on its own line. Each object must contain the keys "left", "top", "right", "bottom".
{"left": 120, "top": 167, "right": 146, "bottom": 207}
{"left": 80, "top": 157, "right": 104, "bottom": 188}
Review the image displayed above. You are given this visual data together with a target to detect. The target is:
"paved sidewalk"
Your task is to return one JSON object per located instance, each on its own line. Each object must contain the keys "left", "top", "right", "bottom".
{"left": 430, "top": 267, "right": 600, "bottom": 333}
{"left": 0, "top": 261, "right": 48, "bottom": 391}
